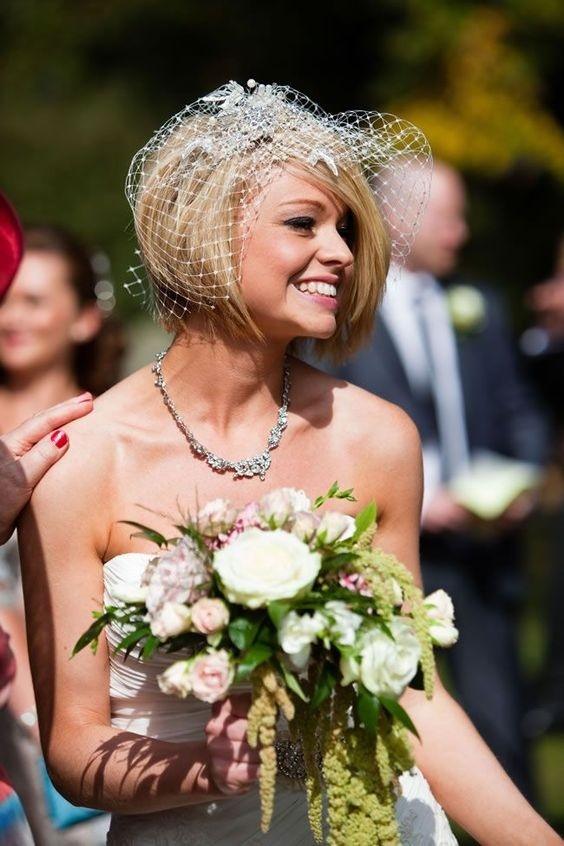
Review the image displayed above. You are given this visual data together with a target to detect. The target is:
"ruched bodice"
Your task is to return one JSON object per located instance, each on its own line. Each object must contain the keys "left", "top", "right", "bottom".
{"left": 103, "top": 553, "right": 457, "bottom": 845}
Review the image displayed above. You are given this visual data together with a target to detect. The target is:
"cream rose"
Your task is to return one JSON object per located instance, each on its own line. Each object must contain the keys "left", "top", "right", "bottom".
{"left": 214, "top": 528, "right": 321, "bottom": 609}
{"left": 259, "top": 487, "right": 312, "bottom": 528}
{"left": 157, "top": 659, "right": 193, "bottom": 698}
{"left": 341, "top": 619, "right": 420, "bottom": 698}
{"left": 425, "top": 589, "right": 459, "bottom": 647}
{"left": 316, "top": 512, "right": 355, "bottom": 544}
{"left": 291, "top": 511, "right": 320, "bottom": 543}
{"left": 190, "top": 597, "right": 230, "bottom": 635}
{"left": 150, "top": 601, "right": 192, "bottom": 640}
{"left": 197, "top": 498, "right": 238, "bottom": 537}
{"left": 188, "top": 650, "right": 234, "bottom": 703}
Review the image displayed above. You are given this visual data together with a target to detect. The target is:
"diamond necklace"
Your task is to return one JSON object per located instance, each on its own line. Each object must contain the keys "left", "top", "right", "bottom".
{"left": 152, "top": 349, "right": 291, "bottom": 481}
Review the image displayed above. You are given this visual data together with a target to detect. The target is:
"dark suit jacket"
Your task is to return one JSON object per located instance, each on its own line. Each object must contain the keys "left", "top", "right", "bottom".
{"left": 310, "top": 281, "right": 551, "bottom": 602}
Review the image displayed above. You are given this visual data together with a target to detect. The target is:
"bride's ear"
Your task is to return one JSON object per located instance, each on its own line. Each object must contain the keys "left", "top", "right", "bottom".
{"left": 70, "top": 303, "right": 103, "bottom": 344}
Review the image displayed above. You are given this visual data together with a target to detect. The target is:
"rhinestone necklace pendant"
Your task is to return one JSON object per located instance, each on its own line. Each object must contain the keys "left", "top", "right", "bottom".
{"left": 153, "top": 349, "right": 290, "bottom": 481}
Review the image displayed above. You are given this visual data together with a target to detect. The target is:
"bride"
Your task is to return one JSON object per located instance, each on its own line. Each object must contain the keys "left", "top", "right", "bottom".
{"left": 18, "top": 81, "right": 559, "bottom": 845}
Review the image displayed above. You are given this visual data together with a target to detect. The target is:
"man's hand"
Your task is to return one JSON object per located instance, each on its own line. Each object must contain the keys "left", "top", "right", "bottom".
{"left": 422, "top": 488, "right": 472, "bottom": 533}
{"left": 0, "top": 392, "right": 93, "bottom": 543}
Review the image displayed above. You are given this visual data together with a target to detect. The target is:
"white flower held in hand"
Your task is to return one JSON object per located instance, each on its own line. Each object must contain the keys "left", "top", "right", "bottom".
{"left": 324, "top": 600, "right": 363, "bottom": 647}
{"left": 340, "top": 618, "right": 420, "bottom": 698}
{"left": 150, "top": 601, "right": 192, "bottom": 639}
{"left": 259, "top": 487, "right": 312, "bottom": 528}
{"left": 279, "top": 610, "right": 325, "bottom": 658}
{"left": 158, "top": 659, "right": 193, "bottom": 698}
{"left": 214, "top": 528, "right": 321, "bottom": 609}
{"left": 197, "top": 498, "right": 238, "bottom": 537}
{"left": 316, "top": 512, "right": 355, "bottom": 544}
{"left": 425, "top": 589, "right": 459, "bottom": 647}
{"left": 191, "top": 597, "right": 230, "bottom": 635}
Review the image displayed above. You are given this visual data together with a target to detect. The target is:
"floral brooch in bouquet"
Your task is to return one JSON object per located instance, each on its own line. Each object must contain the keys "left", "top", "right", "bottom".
{"left": 74, "top": 483, "right": 458, "bottom": 846}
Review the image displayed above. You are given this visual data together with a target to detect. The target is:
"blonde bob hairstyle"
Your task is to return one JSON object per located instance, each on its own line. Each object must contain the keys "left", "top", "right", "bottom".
{"left": 133, "top": 118, "right": 391, "bottom": 364}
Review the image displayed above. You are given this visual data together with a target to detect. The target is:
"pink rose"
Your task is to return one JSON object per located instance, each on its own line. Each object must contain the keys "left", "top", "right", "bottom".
{"left": 188, "top": 650, "right": 234, "bottom": 703}
{"left": 191, "top": 598, "right": 230, "bottom": 635}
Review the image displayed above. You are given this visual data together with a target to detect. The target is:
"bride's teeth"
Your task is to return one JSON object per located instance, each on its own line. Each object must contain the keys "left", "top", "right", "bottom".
{"left": 295, "top": 281, "right": 338, "bottom": 297}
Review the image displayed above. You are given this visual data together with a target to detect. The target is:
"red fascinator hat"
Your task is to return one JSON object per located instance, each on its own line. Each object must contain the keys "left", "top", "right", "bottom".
{"left": 0, "top": 192, "right": 24, "bottom": 302}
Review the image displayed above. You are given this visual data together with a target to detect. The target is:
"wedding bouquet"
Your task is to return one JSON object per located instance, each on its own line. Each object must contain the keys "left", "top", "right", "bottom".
{"left": 74, "top": 483, "right": 458, "bottom": 846}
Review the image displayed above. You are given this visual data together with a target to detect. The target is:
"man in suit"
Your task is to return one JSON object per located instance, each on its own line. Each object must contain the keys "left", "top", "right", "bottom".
{"left": 328, "top": 163, "right": 550, "bottom": 798}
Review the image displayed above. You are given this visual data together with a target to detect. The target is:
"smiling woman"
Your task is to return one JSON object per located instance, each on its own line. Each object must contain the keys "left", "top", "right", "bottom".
{"left": 16, "top": 79, "right": 560, "bottom": 846}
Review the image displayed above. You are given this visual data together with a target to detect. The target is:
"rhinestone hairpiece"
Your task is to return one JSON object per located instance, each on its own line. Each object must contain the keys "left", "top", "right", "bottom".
{"left": 125, "top": 79, "right": 432, "bottom": 320}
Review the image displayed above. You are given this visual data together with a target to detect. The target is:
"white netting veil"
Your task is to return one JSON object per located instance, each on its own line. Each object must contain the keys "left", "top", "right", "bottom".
{"left": 124, "top": 79, "right": 432, "bottom": 321}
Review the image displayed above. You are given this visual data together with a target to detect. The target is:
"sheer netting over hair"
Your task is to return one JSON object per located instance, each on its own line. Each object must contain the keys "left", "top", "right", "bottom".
{"left": 125, "top": 79, "right": 432, "bottom": 321}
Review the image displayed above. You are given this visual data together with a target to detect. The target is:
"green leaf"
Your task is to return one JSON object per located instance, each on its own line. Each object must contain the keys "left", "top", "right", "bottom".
{"left": 228, "top": 616, "right": 261, "bottom": 651}
{"left": 356, "top": 687, "right": 381, "bottom": 735}
{"left": 380, "top": 696, "right": 420, "bottom": 740}
{"left": 310, "top": 661, "right": 338, "bottom": 710}
{"left": 353, "top": 502, "right": 377, "bottom": 539}
{"left": 276, "top": 659, "right": 309, "bottom": 702}
{"left": 321, "top": 552, "right": 359, "bottom": 572}
{"left": 235, "top": 644, "right": 273, "bottom": 681}
{"left": 313, "top": 481, "right": 357, "bottom": 510}
{"left": 141, "top": 634, "right": 160, "bottom": 661}
{"left": 72, "top": 611, "right": 113, "bottom": 657}
{"left": 120, "top": 521, "right": 168, "bottom": 548}
{"left": 267, "top": 601, "right": 291, "bottom": 630}
{"left": 114, "top": 626, "right": 151, "bottom": 658}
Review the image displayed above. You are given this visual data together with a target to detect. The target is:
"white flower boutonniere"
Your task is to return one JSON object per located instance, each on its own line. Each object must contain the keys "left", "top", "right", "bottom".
{"left": 447, "top": 285, "right": 487, "bottom": 335}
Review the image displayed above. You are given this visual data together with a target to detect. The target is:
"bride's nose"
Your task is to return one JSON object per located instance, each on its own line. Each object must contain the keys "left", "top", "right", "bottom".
{"left": 316, "top": 226, "right": 354, "bottom": 270}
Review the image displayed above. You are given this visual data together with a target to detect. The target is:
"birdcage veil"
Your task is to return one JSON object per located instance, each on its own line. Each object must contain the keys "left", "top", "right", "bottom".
{"left": 124, "top": 79, "right": 432, "bottom": 321}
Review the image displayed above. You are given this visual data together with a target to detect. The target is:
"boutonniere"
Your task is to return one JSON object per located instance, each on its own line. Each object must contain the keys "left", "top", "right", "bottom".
{"left": 446, "top": 285, "right": 487, "bottom": 335}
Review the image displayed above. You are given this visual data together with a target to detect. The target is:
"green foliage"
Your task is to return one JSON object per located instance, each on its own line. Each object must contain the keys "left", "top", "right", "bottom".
{"left": 314, "top": 481, "right": 356, "bottom": 510}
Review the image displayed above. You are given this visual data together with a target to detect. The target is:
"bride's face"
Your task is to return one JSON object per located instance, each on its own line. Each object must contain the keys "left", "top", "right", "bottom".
{"left": 239, "top": 170, "right": 354, "bottom": 343}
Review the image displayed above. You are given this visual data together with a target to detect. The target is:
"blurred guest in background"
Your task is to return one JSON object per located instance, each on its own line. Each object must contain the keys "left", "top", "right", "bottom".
{"left": 0, "top": 225, "right": 124, "bottom": 843}
{"left": 314, "top": 162, "right": 550, "bottom": 799}
{"left": 521, "top": 233, "right": 564, "bottom": 738}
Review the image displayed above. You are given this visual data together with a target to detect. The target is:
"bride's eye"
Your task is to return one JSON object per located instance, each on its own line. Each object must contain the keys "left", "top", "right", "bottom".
{"left": 284, "top": 216, "right": 315, "bottom": 232}
{"left": 337, "top": 216, "right": 354, "bottom": 246}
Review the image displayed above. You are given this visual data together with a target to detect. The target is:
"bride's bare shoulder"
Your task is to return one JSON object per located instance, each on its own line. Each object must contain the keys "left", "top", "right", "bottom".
{"left": 293, "top": 357, "right": 421, "bottom": 480}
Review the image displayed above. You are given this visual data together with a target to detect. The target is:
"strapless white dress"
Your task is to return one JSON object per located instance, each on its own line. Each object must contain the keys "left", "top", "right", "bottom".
{"left": 104, "top": 554, "right": 458, "bottom": 845}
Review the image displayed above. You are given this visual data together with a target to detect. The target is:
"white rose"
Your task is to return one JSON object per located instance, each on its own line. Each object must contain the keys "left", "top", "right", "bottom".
{"left": 198, "top": 498, "right": 238, "bottom": 537}
{"left": 350, "top": 619, "right": 420, "bottom": 698}
{"left": 425, "top": 589, "right": 459, "bottom": 647}
{"left": 279, "top": 610, "right": 325, "bottom": 656}
{"left": 214, "top": 528, "right": 321, "bottom": 609}
{"left": 316, "top": 512, "right": 355, "bottom": 545}
{"left": 157, "top": 659, "right": 193, "bottom": 698}
{"left": 259, "top": 487, "right": 312, "bottom": 528}
{"left": 291, "top": 511, "right": 320, "bottom": 543}
{"left": 324, "top": 601, "right": 363, "bottom": 647}
{"left": 150, "top": 601, "right": 192, "bottom": 640}
{"left": 191, "top": 598, "right": 230, "bottom": 635}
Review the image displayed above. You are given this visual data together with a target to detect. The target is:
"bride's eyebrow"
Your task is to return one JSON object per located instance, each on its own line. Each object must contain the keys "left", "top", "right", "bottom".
{"left": 278, "top": 199, "right": 325, "bottom": 212}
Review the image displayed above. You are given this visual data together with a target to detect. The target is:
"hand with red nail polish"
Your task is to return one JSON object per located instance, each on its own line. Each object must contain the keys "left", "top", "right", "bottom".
{"left": 0, "top": 393, "right": 93, "bottom": 542}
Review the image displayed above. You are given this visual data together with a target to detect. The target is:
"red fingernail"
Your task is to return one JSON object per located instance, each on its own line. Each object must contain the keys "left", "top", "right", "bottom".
{"left": 74, "top": 392, "right": 92, "bottom": 403}
{"left": 51, "top": 430, "right": 68, "bottom": 449}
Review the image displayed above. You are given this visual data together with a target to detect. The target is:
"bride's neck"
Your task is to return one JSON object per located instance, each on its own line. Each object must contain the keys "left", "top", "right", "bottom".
{"left": 161, "top": 330, "right": 289, "bottom": 433}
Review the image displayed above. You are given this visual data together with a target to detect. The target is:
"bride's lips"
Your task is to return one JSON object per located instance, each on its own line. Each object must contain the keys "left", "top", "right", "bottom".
{"left": 290, "top": 275, "right": 341, "bottom": 313}
{"left": 292, "top": 286, "right": 339, "bottom": 312}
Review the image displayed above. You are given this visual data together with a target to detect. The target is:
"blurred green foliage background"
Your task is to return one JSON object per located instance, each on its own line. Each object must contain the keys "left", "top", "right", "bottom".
{"left": 1, "top": 0, "right": 563, "bottom": 323}
{"left": 1, "top": 1, "right": 563, "bottom": 839}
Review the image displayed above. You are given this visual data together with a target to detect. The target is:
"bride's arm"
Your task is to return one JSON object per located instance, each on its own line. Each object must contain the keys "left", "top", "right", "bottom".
{"left": 363, "top": 407, "right": 560, "bottom": 846}
{"left": 16, "top": 419, "right": 255, "bottom": 814}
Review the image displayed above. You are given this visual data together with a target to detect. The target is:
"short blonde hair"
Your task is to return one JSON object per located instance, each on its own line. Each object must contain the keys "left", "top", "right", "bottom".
{"left": 133, "top": 115, "right": 390, "bottom": 362}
